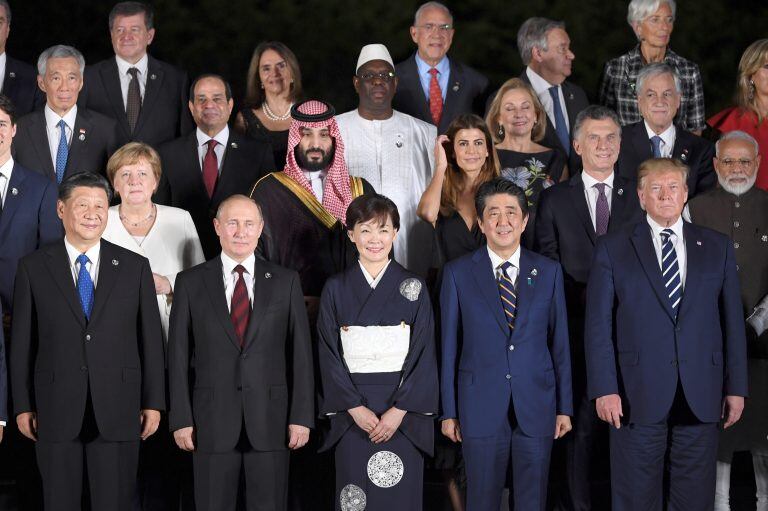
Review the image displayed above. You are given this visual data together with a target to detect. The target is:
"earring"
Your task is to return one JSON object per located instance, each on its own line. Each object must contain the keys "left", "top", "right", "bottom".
{"left": 498, "top": 125, "right": 504, "bottom": 138}
{"left": 749, "top": 80, "right": 755, "bottom": 100}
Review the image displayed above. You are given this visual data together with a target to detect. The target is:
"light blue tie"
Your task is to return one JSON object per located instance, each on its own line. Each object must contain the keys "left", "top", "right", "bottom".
{"left": 660, "top": 229, "right": 682, "bottom": 316}
{"left": 76, "top": 254, "right": 94, "bottom": 320}
{"left": 650, "top": 135, "right": 663, "bottom": 158}
{"left": 55, "top": 119, "right": 69, "bottom": 184}
{"left": 548, "top": 85, "right": 570, "bottom": 155}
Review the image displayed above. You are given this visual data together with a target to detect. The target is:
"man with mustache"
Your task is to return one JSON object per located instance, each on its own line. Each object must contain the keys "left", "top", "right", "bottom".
{"left": 687, "top": 130, "right": 768, "bottom": 511}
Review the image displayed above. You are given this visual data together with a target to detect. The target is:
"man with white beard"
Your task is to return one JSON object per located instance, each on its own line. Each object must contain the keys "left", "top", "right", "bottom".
{"left": 687, "top": 130, "right": 768, "bottom": 511}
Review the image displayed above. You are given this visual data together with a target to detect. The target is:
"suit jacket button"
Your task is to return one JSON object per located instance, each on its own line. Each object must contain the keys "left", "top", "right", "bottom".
{"left": 80, "top": 366, "right": 87, "bottom": 371}
{"left": 240, "top": 353, "right": 247, "bottom": 360}
{"left": 671, "top": 360, "right": 678, "bottom": 366}
{"left": 509, "top": 345, "right": 515, "bottom": 351}
{"left": 505, "top": 374, "right": 512, "bottom": 380}
{"left": 85, "top": 334, "right": 91, "bottom": 341}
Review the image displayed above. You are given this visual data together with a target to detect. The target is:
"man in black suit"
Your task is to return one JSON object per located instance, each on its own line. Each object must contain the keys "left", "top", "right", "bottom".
{"left": 535, "top": 105, "right": 643, "bottom": 511}
{"left": 13, "top": 45, "right": 117, "bottom": 183}
{"left": 10, "top": 171, "right": 165, "bottom": 511}
{"left": 169, "top": 194, "right": 314, "bottom": 511}
{"left": 392, "top": 1, "right": 488, "bottom": 134}
{"left": 155, "top": 74, "right": 275, "bottom": 259}
{"left": 79, "top": 1, "right": 193, "bottom": 148}
{"left": 616, "top": 63, "right": 716, "bottom": 198}
{"left": 517, "top": 17, "right": 589, "bottom": 176}
{"left": 0, "top": 1, "right": 45, "bottom": 117}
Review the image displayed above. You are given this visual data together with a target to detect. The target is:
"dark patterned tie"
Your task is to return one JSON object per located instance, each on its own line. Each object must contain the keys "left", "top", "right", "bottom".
{"left": 497, "top": 261, "right": 517, "bottom": 332}
{"left": 126, "top": 67, "right": 142, "bottom": 133}
{"left": 230, "top": 265, "right": 251, "bottom": 347}
{"left": 202, "top": 139, "right": 219, "bottom": 198}
{"left": 548, "top": 85, "right": 570, "bottom": 155}
{"left": 428, "top": 68, "right": 443, "bottom": 126}
{"left": 660, "top": 229, "right": 682, "bottom": 316}
{"left": 594, "top": 182, "right": 610, "bottom": 236}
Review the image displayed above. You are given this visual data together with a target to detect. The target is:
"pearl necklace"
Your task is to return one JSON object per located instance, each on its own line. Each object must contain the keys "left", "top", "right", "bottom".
{"left": 119, "top": 203, "right": 156, "bottom": 227}
{"left": 262, "top": 101, "right": 293, "bottom": 121}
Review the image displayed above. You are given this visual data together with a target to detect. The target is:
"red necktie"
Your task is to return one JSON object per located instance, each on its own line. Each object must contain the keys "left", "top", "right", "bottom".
{"left": 428, "top": 68, "right": 443, "bottom": 126}
{"left": 230, "top": 265, "right": 250, "bottom": 347}
{"left": 202, "top": 139, "right": 219, "bottom": 198}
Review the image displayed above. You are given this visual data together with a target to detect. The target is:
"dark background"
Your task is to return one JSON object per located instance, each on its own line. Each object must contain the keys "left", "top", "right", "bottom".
{"left": 8, "top": 0, "right": 768, "bottom": 117}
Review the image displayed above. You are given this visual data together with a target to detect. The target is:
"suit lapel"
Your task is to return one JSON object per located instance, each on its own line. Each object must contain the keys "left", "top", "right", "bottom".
{"left": 100, "top": 59, "right": 132, "bottom": 137}
{"left": 630, "top": 222, "right": 675, "bottom": 321}
{"left": 562, "top": 81, "right": 580, "bottom": 132}
{"left": 404, "top": 55, "right": 432, "bottom": 123}
{"left": 607, "top": 176, "right": 630, "bottom": 232}
{"left": 442, "top": 60, "right": 464, "bottom": 128}
{"left": 242, "top": 259, "right": 276, "bottom": 350}
{"left": 133, "top": 57, "right": 164, "bottom": 136}
{"left": 212, "top": 133, "right": 238, "bottom": 204}
{"left": 45, "top": 242, "right": 86, "bottom": 327}
{"left": 202, "top": 257, "right": 241, "bottom": 350}
{"left": 568, "top": 175, "right": 596, "bottom": 244}
{"left": 29, "top": 111, "right": 55, "bottom": 178}
{"left": 88, "top": 240, "right": 120, "bottom": 322}
{"left": 0, "top": 165, "right": 26, "bottom": 234}
{"left": 470, "top": 248, "right": 508, "bottom": 336}
{"left": 2, "top": 58, "right": 19, "bottom": 99}
{"left": 66, "top": 111, "right": 93, "bottom": 179}
{"left": 511, "top": 249, "right": 537, "bottom": 337}
{"left": 676, "top": 222, "right": 701, "bottom": 321}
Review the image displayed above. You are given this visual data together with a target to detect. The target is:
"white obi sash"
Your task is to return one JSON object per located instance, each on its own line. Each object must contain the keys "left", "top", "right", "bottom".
{"left": 340, "top": 323, "right": 410, "bottom": 373}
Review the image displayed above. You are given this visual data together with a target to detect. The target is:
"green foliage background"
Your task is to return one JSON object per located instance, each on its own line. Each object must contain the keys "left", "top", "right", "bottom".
{"left": 12, "top": 0, "right": 768, "bottom": 117}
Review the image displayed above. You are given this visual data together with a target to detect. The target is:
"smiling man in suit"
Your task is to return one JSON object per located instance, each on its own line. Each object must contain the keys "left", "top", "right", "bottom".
{"left": 155, "top": 74, "right": 275, "bottom": 259}
{"left": 79, "top": 1, "right": 193, "bottom": 148}
{"left": 12, "top": 45, "right": 117, "bottom": 184}
{"left": 168, "top": 194, "right": 314, "bottom": 511}
{"left": 0, "top": 1, "right": 45, "bottom": 117}
{"left": 10, "top": 171, "right": 165, "bottom": 511}
{"left": 617, "top": 63, "right": 716, "bottom": 198}
{"left": 392, "top": 1, "right": 488, "bottom": 134}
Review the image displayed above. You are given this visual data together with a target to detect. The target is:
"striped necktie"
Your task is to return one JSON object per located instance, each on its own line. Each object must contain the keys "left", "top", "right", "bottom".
{"left": 660, "top": 228, "right": 682, "bottom": 315}
{"left": 497, "top": 261, "right": 517, "bottom": 331}
{"left": 230, "top": 264, "right": 251, "bottom": 347}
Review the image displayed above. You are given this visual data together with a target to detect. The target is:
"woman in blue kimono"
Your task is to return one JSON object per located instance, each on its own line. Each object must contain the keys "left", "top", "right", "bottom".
{"left": 317, "top": 193, "right": 438, "bottom": 511}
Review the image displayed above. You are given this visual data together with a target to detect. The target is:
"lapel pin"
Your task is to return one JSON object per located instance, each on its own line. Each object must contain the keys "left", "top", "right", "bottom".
{"left": 395, "top": 134, "right": 403, "bottom": 148}
{"left": 762, "top": 235, "right": 767, "bottom": 242}
{"left": 568, "top": 92, "right": 574, "bottom": 100}
{"left": 395, "top": 140, "right": 403, "bottom": 148}
{"left": 696, "top": 240, "right": 702, "bottom": 246}
{"left": 680, "top": 150, "right": 688, "bottom": 162}
{"left": 78, "top": 128, "right": 86, "bottom": 141}
{"left": 265, "top": 272, "right": 272, "bottom": 279}
{"left": 8, "top": 72, "right": 14, "bottom": 79}
{"left": 530, "top": 268, "right": 538, "bottom": 276}
{"left": 452, "top": 82, "right": 460, "bottom": 92}
{"left": 617, "top": 188, "right": 624, "bottom": 196}
{"left": 11, "top": 187, "right": 18, "bottom": 196}
{"left": 112, "top": 259, "right": 119, "bottom": 266}
{"left": 230, "top": 142, "right": 238, "bottom": 149}
{"left": 150, "top": 73, "right": 157, "bottom": 80}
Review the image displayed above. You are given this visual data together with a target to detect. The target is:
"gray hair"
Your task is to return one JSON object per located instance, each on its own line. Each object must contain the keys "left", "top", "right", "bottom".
{"left": 517, "top": 17, "right": 566, "bottom": 65}
{"left": 413, "top": 1, "right": 453, "bottom": 26}
{"left": 627, "top": 0, "right": 677, "bottom": 28}
{"left": 0, "top": 1, "right": 11, "bottom": 24}
{"left": 715, "top": 130, "right": 760, "bottom": 157}
{"left": 572, "top": 105, "right": 621, "bottom": 140}
{"left": 37, "top": 45, "right": 86, "bottom": 76}
{"left": 636, "top": 63, "right": 682, "bottom": 95}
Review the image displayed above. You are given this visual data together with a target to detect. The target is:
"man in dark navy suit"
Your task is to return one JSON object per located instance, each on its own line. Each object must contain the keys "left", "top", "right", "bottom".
{"left": 0, "top": 1, "right": 45, "bottom": 117}
{"left": 392, "top": 1, "right": 488, "bottom": 134}
{"left": 585, "top": 157, "right": 747, "bottom": 510}
{"left": 440, "top": 178, "right": 572, "bottom": 511}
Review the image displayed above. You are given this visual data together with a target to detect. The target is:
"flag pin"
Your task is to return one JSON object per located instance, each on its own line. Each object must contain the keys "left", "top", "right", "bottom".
{"left": 112, "top": 259, "right": 119, "bottom": 266}
{"left": 265, "top": 272, "right": 272, "bottom": 279}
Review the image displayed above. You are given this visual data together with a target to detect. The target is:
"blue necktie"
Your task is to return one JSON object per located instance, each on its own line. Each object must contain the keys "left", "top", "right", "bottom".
{"left": 660, "top": 229, "right": 682, "bottom": 316}
{"left": 548, "top": 85, "right": 570, "bottom": 155}
{"left": 650, "top": 135, "right": 663, "bottom": 158}
{"left": 497, "top": 261, "right": 517, "bottom": 331}
{"left": 76, "top": 254, "right": 94, "bottom": 320}
{"left": 55, "top": 119, "right": 69, "bottom": 184}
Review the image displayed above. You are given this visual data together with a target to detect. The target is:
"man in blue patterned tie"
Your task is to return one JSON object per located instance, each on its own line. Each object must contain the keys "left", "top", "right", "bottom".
{"left": 585, "top": 157, "right": 748, "bottom": 511}
{"left": 10, "top": 171, "right": 165, "bottom": 510}
{"left": 440, "top": 177, "right": 572, "bottom": 510}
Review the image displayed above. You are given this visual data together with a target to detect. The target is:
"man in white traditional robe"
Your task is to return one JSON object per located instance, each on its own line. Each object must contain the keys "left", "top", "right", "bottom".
{"left": 337, "top": 44, "right": 437, "bottom": 276}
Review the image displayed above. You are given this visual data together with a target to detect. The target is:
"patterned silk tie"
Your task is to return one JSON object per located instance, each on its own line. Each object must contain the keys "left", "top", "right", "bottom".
{"left": 428, "top": 68, "right": 443, "bottom": 126}
{"left": 651, "top": 135, "right": 663, "bottom": 158}
{"left": 548, "top": 85, "right": 570, "bottom": 155}
{"left": 594, "top": 182, "right": 610, "bottom": 236}
{"left": 497, "top": 261, "right": 517, "bottom": 331}
{"left": 55, "top": 119, "right": 68, "bottom": 184}
{"left": 660, "top": 228, "right": 682, "bottom": 315}
{"left": 230, "top": 265, "right": 251, "bottom": 347}
{"left": 76, "top": 254, "right": 94, "bottom": 320}
{"left": 202, "top": 139, "right": 219, "bottom": 198}
{"left": 126, "top": 67, "right": 142, "bottom": 133}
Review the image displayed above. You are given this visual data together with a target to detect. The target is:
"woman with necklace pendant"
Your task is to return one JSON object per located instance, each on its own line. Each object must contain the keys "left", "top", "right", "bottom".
{"left": 234, "top": 41, "right": 302, "bottom": 170}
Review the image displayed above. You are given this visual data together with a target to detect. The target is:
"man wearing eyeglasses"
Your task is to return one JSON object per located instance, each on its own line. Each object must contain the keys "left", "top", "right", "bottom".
{"left": 337, "top": 44, "right": 436, "bottom": 277}
{"left": 687, "top": 130, "right": 768, "bottom": 511}
{"left": 393, "top": 1, "right": 488, "bottom": 135}
{"left": 617, "top": 63, "right": 716, "bottom": 198}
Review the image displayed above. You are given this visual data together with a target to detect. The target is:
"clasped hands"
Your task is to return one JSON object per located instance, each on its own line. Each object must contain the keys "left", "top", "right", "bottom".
{"left": 348, "top": 405, "right": 406, "bottom": 444}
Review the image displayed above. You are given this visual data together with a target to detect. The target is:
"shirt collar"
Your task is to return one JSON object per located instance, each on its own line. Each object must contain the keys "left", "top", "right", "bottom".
{"left": 525, "top": 66, "right": 557, "bottom": 95}
{"left": 196, "top": 125, "right": 229, "bottom": 148}
{"left": 581, "top": 170, "right": 615, "bottom": 191}
{"left": 487, "top": 244, "right": 522, "bottom": 273}
{"left": 0, "top": 157, "right": 13, "bottom": 181}
{"left": 358, "top": 259, "right": 392, "bottom": 288}
{"left": 115, "top": 53, "right": 149, "bottom": 77}
{"left": 643, "top": 120, "right": 676, "bottom": 146}
{"left": 0, "top": 53, "right": 7, "bottom": 69}
{"left": 415, "top": 52, "right": 449, "bottom": 76}
{"left": 45, "top": 104, "right": 78, "bottom": 130}
{"left": 646, "top": 214, "right": 684, "bottom": 240}
{"left": 220, "top": 251, "right": 255, "bottom": 278}
{"left": 64, "top": 237, "right": 101, "bottom": 267}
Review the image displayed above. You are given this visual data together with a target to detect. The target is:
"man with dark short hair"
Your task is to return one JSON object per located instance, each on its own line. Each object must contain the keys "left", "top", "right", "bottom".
{"left": 0, "top": 1, "right": 45, "bottom": 117}
{"left": 11, "top": 171, "right": 165, "bottom": 510}
{"left": 441, "top": 177, "right": 572, "bottom": 510}
{"left": 79, "top": 1, "right": 193, "bottom": 148}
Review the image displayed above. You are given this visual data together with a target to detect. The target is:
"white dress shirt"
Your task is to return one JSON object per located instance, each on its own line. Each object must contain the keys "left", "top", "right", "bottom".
{"left": 64, "top": 237, "right": 101, "bottom": 288}
{"left": 0, "top": 157, "right": 13, "bottom": 208}
{"left": 487, "top": 244, "right": 521, "bottom": 285}
{"left": 115, "top": 54, "right": 148, "bottom": 109}
{"left": 44, "top": 105, "right": 77, "bottom": 170}
{"left": 359, "top": 259, "right": 392, "bottom": 289}
{"left": 644, "top": 121, "right": 676, "bottom": 158}
{"left": 0, "top": 52, "right": 7, "bottom": 93}
{"left": 196, "top": 125, "right": 229, "bottom": 173}
{"left": 303, "top": 169, "right": 327, "bottom": 202}
{"left": 526, "top": 67, "right": 569, "bottom": 133}
{"left": 221, "top": 252, "right": 255, "bottom": 312}
{"left": 581, "top": 171, "right": 615, "bottom": 231}
{"left": 646, "top": 215, "right": 687, "bottom": 287}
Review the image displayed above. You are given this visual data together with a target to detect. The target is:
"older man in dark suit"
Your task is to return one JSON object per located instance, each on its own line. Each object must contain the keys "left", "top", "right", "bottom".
{"left": 0, "top": 1, "right": 45, "bottom": 117}
{"left": 154, "top": 74, "right": 274, "bottom": 259}
{"left": 392, "top": 1, "right": 488, "bottom": 134}
{"left": 616, "top": 63, "right": 716, "bottom": 198}
{"left": 13, "top": 45, "right": 117, "bottom": 183}
{"left": 79, "top": 1, "right": 193, "bottom": 148}
{"left": 169, "top": 194, "right": 314, "bottom": 511}
{"left": 11, "top": 171, "right": 165, "bottom": 511}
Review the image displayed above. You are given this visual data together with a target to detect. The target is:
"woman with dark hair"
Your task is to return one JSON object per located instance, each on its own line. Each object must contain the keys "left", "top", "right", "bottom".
{"left": 317, "top": 193, "right": 438, "bottom": 511}
{"left": 234, "top": 41, "right": 302, "bottom": 170}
